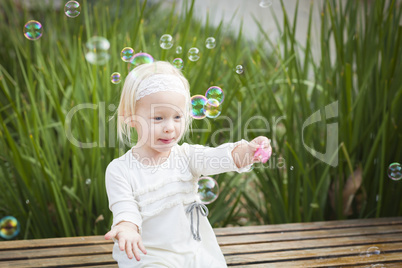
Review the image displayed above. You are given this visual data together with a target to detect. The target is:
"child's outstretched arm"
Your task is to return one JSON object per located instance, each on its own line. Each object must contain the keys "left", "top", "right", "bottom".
{"left": 231, "top": 136, "right": 272, "bottom": 169}
{"left": 104, "top": 221, "right": 147, "bottom": 261}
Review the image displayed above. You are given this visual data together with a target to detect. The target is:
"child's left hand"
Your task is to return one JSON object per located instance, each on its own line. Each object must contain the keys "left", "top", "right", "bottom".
{"left": 250, "top": 136, "right": 272, "bottom": 163}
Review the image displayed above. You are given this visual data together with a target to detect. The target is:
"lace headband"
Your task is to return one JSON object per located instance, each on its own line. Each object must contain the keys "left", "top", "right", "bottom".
{"left": 136, "top": 74, "right": 188, "bottom": 100}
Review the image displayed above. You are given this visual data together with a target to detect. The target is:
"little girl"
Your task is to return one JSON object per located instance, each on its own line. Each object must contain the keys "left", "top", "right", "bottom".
{"left": 104, "top": 61, "right": 272, "bottom": 267}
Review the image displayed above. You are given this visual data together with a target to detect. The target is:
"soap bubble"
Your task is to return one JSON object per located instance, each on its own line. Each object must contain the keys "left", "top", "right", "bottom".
{"left": 388, "top": 163, "right": 402, "bottom": 181}
{"left": 85, "top": 36, "right": 110, "bottom": 65}
{"left": 0, "top": 216, "right": 20, "bottom": 239}
{"left": 85, "top": 178, "right": 91, "bottom": 185}
{"left": 205, "top": 37, "right": 216, "bottom": 49}
{"left": 110, "top": 72, "right": 121, "bottom": 84}
{"left": 64, "top": 1, "right": 81, "bottom": 18}
{"left": 197, "top": 177, "right": 219, "bottom": 204}
{"left": 259, "top": 0, "right": 273, "bottom": 8}
{"left": 172, "top": 58, "right": 184, "bottom": 69}
{"left": 23, "top": 20, "right": 43, "bottom": 40}
{"left": 205, "top": 86, "right": 224, "bottom": 104}
{"left": 121, "top": 47, "right": 134, "bottom": 62}
{"left": 188, "top": 47, "right": 200, "bottom": 61}
{"left": 204, "top": 98, "right": 221, "bottom": 118}
{"left": 175, "top": 46, "right": 182, "bottom": 54}
{"left": 160, "top": 34, "right": 173, "bottom": 49}
{"left": 190, "top": 95, "right": 207, "bottom": 119}
{"left": 235, "top": 65, "right": 244, "bottom": 74}
{"left": 131, "top": 52, "right": 154, "bottom": 66}
{"left": 364, "top": 246, "right": 381, "bottom": 257}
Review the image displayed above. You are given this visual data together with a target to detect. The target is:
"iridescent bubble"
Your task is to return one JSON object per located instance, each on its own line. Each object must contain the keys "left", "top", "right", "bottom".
{"left": 205, "top": 37, "right": 216, "bottom": 49}
{"left": 188, "top": 47, "right": 200, "bottom": 62}
{"left": 23, "top": 20, "right": 43, "bottom": 40}
{"left": 85, "top": 178, "right": 91, "bottom": 185}
{"left": 365, "top": 246, "right": 381, "bottom": 257}
{"left": 259, "top": 0, "right": 273, "bottom": 8}
{"left": 175, "top": 46, "right": 182, "bottom": 54}
{"left": 85, "top": 36, "right": 110, "bottom": 65}
{"left": 160, "top": 34, "right": 173, "bottom": 49}
{"left": 190, "top": 95, "right": 207, "bottom": 119}
{"left": 121, "top": 47, "right": 134, "bottom": 62}
{"left": 204, "top": 98, "right": 221, "bottom": 118}
{"left": 205, "top": 86, "right": 224, "bottom": 104}
{"left": 388, "top": 163, "right": 402, "bottom": 181}
{"left": 235, "top": 65, "right": 244, "bottom": 74}
{"left": 131, "top": 52, "right": 154, "bottom": 66}
{"left": 64, "top": 1, "right": 81, "bottom": 18}
{"left": 197, "top": 177, "right": 219, "bottom": 204}
{"left": 172, "top": 58, "right": 184, "bottom": 69}
{"left": 110, "top": 72, "right": 121, "bottom": 84}
{"left": 0, "top": 216, "right": 20, "bottom": 239}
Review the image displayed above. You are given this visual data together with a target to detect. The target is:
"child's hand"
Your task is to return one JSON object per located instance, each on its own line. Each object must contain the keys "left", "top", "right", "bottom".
{"left": 104, "top": 221, "right": 147, "bottom": 261}
{"left": 250, "top": 136, "right": 272, "bottom": 163}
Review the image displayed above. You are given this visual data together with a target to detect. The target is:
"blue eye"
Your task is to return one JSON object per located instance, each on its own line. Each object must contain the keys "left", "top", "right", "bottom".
{"left": 175, "top": 115, "right": 182, "bottom": 119}
{"left": 154, "top": 117, "right": 163, "bottom": 120}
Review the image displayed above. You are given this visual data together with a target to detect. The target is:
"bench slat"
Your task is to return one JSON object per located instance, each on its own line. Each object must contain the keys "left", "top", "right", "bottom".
{"left": 224, "top": 241, "right": 402, "bottom": 265}
{"left": 214, "top": 217, "right": 402, "bottom": 236}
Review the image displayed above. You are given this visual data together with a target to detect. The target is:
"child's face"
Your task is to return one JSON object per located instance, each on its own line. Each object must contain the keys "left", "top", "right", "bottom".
{"left": 133, "top": 91, "right": 187, "bottom": 154}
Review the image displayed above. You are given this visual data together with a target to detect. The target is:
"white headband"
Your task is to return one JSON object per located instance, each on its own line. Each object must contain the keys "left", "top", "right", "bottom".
{"left": 136, "top": 74, "right": 188, "bottom": 100}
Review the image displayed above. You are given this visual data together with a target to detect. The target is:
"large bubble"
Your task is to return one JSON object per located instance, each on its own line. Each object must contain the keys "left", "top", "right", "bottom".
{"left": 160, "top": 34, "right": 173, "bottom": 49}
{"left": 23, "top": 20, "right": 43, "bottom": 40}
{"left": 121, "top": 47, "right": 135, "bottom": 62}
{"left": 190, "top": 95, "right": 207, "bottom": 119}
{"left": 64, "top": 1, "right": 81, "bottom": 18}
{"left": 85, "top": 36, "right": 110, "bottom": 65}
{"left": 205, "top": 86, "right": 224, "bottom": 104}
{"left": 204, "top": 99, "right": 221, "bottom": 118}
{"left": 0, "top": 216, "right": 20, "bottom": 240}
{"left": 197, "top": 177, "right": 219, "bottom": 204}
{"left": 110, "top": 72, "right": 121, "bottom": 84}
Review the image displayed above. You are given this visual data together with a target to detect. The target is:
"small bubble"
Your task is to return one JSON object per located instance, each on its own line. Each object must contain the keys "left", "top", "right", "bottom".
{"left": 64, "top": 1, "right": 81, "bottom": 18}
{"left": 108, "top": 104, "right": 116, "bottom": 111}
{"left": 365, "top": 246, "right": 381, "bottom": 257}
{"left": 85, "top": 178, "right": 91, "bottom": 185}
{"left": 290, "top": 166, "right": 294, "bottom": 170}
{"left": 205, "top": 37, "right": 216, "bottom": 49}
{"left": 175, "top": 46, "right": 182, "bottom": 54}
{"left": 0, "top": 216, "right": 20, "bottom": 239}
{"left": 121, "top": 47, "right": 134, "bottom": 62}
{"left": 110, "top": 72, "right": 121, "bottom": 84}
{"left": 197, "top": 177, "right": 219, "bottom": 204}
{"left": 25, "top": 199, "right": 30, "bottom": 204}
{"left": 23, "top": 20, "right": 43, "bottom": 40}
{"left": 388, "top": 162, "right": 402, "bottom": 181}
{"left": 172, "top": 58, "right": 184, "bottom": 69}
{"left": 259, "top": 0, "right": 273, "bottom": 8}
{"left": 310, "top": 203, "right": 319, "bottom": 209}
{"left": 235, "top": 65, "right": 244, "bottom": 74}
{"left": 160, "top": 34, "right": 173, "bottom": 49}
{"left": 188, "top": 47, "right": 200, "bottom": 61}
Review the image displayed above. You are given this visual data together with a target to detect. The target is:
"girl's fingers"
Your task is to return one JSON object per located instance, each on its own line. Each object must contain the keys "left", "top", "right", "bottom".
{"left": 104, "top": 229, "right": 116, "bottom": 240}
{"left": 125, "top": 241, "right": 133, "bottom": 259}
{"left": 138, "top": 240, "right": 147, "bottom": 255}
{"left": 118, "top": 238, "right": 126, "bottom": 251}
{"left": 133, "top": 243, "right": 141, "bottom": 261}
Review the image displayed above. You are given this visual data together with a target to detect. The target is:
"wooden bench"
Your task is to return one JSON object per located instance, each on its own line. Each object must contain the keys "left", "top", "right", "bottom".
{"left": 1, "top": 217, "right": 401, "bottom": 267}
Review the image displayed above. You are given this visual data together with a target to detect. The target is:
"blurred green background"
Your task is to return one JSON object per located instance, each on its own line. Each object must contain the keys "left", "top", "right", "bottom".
{"left": 0, "top": 0, "right": 401, "bottom": 239}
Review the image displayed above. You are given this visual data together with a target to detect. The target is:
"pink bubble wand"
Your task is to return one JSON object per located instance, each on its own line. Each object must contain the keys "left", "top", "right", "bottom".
{"left": 254, "top": 143, "right": 272, "bottom": 164}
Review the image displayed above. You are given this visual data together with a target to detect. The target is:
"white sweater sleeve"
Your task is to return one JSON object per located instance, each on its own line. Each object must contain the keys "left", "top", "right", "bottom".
{"left": 105, "top": 161, "right": 143, "bottom": 234}
{"left": 181, "top": 139, "right": 253, "bottom": 178}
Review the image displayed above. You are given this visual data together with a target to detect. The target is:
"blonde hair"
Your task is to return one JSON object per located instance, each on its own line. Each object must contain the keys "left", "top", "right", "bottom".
{"left": 115, "top": 61, "right": 192, "bottom": 145}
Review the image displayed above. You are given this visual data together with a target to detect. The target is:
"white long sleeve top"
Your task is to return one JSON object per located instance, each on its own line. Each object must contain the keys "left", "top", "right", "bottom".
{"left": 105, "top": 140, "right": 251, "bottom": 268}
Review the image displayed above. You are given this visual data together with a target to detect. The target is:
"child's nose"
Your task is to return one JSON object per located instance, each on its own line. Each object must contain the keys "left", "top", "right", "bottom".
{"left": 163, "top": 120, "right": 175, "bottom": 133}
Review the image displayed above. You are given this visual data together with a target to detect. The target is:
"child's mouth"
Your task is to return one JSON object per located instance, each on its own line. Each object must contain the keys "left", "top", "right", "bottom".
{"left": 159, "top": 138, "right": 173, "bottom": 144}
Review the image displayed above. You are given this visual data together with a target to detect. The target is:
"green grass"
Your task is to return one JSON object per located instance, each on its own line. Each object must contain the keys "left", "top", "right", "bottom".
{"left": 0, "top": 0, "right": 401, "bottom": 239}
